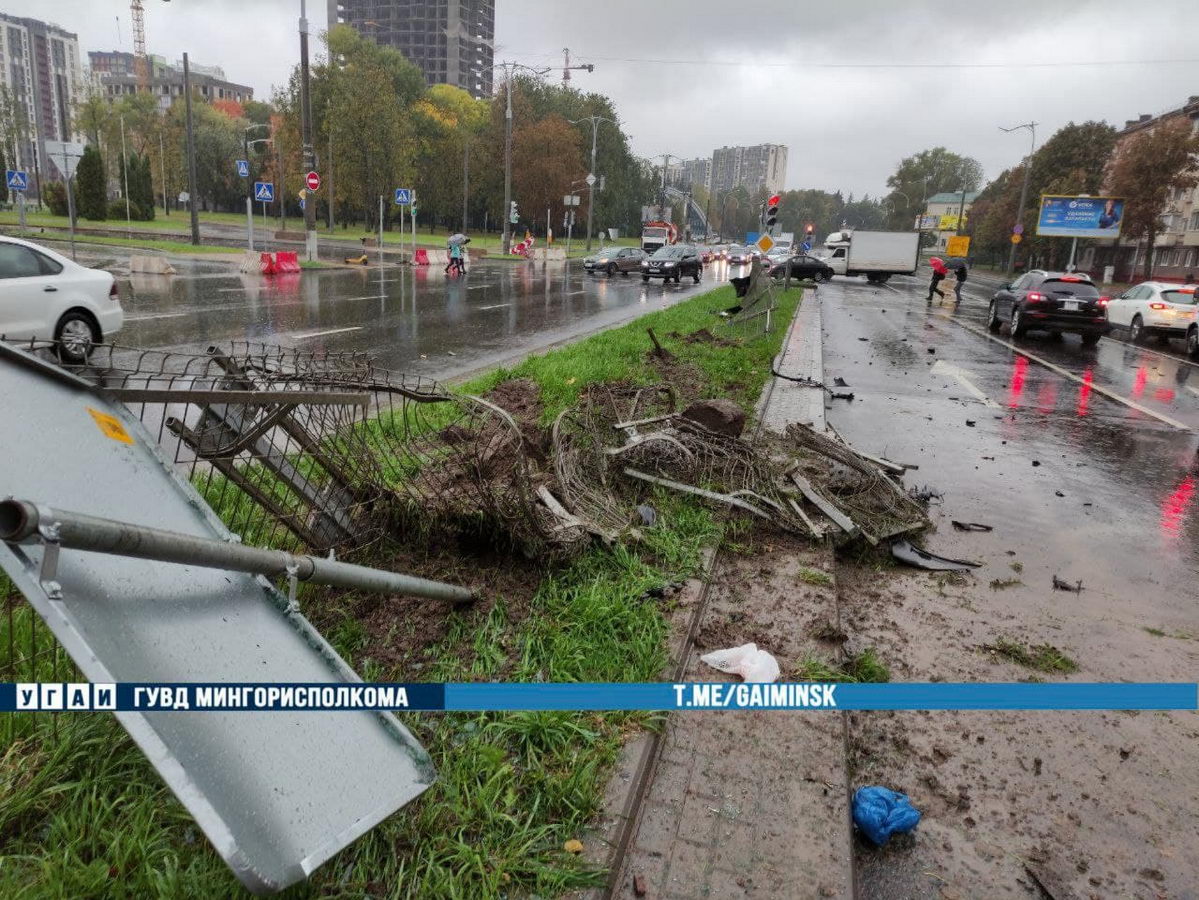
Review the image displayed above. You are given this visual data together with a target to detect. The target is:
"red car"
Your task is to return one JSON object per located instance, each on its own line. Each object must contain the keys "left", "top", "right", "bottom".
{"left": 698, "top": 248, "right": 714, "bottom": 264}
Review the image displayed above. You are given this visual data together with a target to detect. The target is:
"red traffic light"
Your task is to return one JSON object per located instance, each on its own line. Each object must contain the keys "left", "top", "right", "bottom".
{"left": 805, "top": 223, "right": 814, "bottom": 235}
{"left": 768, "top": 194, "right": 780, "bottom": 207}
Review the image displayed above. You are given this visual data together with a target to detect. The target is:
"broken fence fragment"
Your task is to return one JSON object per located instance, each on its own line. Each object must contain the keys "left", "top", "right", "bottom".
{"left": 852, "top": 786, "right": 922, "bottom": 847}
{"left": 951, "top": 521, "right": 993, "bottom": 532}
{"left": 891, "top": 539, "right": 981, "bottom": 571}
{"left": 1052, "top": 575, "right": 1084, "bottom": 593}
{"left": 700, "top": 642, "right": 781, "bottom": 684}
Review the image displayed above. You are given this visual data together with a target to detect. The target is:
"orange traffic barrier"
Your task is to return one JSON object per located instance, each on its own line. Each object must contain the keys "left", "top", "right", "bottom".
{"left": 275, "top": 251, "right": 301, "bottom": 273}
{"left": 414, "top": 248, "right": 430, "bottom": 266}
{"left": 259, "top": 252, "right": 276, "bottom": 275}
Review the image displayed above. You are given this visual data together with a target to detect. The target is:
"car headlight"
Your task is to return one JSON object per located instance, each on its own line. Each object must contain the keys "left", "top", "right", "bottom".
{"left": 641, "top": 261, "right": 649, "bottom": 267}
{"left": 663, "top": 262, "right": 675, "bottom": 267}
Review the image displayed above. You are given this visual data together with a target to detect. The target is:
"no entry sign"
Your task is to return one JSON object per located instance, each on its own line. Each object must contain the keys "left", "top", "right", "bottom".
{"left": 305, "top": 171, "right": 321, "bottom": 191}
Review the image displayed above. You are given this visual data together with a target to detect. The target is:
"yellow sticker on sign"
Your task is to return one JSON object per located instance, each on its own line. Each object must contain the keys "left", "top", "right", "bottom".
{"left": 87, "top": 407, "right": 134, "bottom": 444}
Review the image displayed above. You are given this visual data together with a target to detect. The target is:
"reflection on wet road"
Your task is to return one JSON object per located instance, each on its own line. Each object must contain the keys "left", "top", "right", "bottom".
{"left": 821, "top": 273, "right": 1199, "bottom": 641}
{"left": 116, "top": 259, "right": 730, "bottom": 382}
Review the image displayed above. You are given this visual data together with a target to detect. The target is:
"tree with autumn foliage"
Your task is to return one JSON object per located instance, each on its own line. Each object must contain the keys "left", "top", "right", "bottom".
{"left": 512, "top": 114, "right": 584, "bottom": 235}
{"left": 1107, "top": 118, "right": 1199, "bottom": 278}
{"left": 412, "top": 84, "right": 489, "bottom": 230}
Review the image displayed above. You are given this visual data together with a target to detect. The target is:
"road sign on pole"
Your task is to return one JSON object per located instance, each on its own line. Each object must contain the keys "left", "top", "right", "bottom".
{"left": 305, "top": 171, "right": 320, "bottom": 191}
{"left": 1011, "top": 234, "right": 1023, "bottom": 244}
{"left": 755, "top": 233, "right": 775, "bottom": 254}
{"left": 800, "top": 240, "right": 812, "bottom": 252}
{"left": 1013, "top": 224, "right": 1024, "bottom": 235}
{"left": 236, "top": 160, "right": 250, "bottom": 178}
{"left": 254, "top": 181, "right": 275, "bottom": 202}
{"left": 6, "top": 170, "right": 27, "bottom": 191}
{"left": 394, "top": 188, "right": 412, "bottom": 205}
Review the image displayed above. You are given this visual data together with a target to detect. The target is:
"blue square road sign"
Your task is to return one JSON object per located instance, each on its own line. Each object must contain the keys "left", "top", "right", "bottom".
{"left": 236, "top": 160, "right": 250, "bottom": 177}
{"left": 6, "top": 169, "right": 28, "bottom": 191}
{"left": 254, "top": 181, "right": 275, "bottom": 202}
{"left": 394, "top": 188, "right": 412, "bottom": 205}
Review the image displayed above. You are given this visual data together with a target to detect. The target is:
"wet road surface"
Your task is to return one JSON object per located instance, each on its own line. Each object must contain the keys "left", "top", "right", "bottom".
{"left": 816, "top": 273, "right": 1199, "bottom": 897}
{"left": 114, "top": 259, "right": 731, "bottom": 382}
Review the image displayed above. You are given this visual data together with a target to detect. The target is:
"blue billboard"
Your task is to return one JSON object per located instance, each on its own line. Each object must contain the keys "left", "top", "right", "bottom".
{"left": 1036, "top": 195, "right": 1124, "bottom": 239}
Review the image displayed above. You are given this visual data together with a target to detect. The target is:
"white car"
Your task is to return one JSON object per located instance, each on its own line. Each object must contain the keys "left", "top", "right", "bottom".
{"left": 1104, "top": 280, "right": 1199, "bottom": 354}
{"left": 0, "top": 236, "right": 122, "bottom": 362}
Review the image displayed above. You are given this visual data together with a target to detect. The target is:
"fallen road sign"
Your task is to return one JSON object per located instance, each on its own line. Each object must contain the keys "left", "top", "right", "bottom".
{"left": 0, "top": 343, "right": 437, "bottom": 894}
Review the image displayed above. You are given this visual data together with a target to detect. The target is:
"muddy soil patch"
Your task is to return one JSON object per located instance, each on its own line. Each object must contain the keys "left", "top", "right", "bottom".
{"left": 667, "top": 327, "right": 738, "bottom": 348}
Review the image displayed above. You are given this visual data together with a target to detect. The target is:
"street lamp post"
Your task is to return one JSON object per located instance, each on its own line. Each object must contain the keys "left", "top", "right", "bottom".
{"left": 1001, "top": 122, "right": 1038, "bottom": 276}
{"left": 495, "top": 62, "right": 556, "bottom": 255}
{"left": 569, "top": 115, "right": 615, "bottom": 251}
{"left": 298, "top": 0, "right": 317, "bottom": 261}
{"left": 182, "top": 52, "right": 201, "bottom": 246}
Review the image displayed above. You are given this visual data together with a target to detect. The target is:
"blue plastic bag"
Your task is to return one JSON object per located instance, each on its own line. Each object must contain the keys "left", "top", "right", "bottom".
{"left": 852, "top": 786, "right": 922, "bottom": 846}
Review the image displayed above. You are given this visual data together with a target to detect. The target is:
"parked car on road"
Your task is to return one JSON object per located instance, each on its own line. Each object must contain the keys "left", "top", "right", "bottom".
{"left": 583, "top": 246, "right": 646, "bottom": 276}
{"left": 0, "top": 236, "right": 121, "bottom": 362}
{"left": 987, "top": 270, "right": 1108, "bottom": 345}
{"left": 1104, "top": 281, "right": 1199, "bottom": 353}
{"left": 698, "top": 247, "right": 715, "bottom": 264}
{"left": 641, "top": 245, "right": 703, "bottom": 283}
{"left": 726, "top": 245, "right": 753, "bottom": 265}
{"left": 767, "top": 253, "right": 835, "bottom": 283}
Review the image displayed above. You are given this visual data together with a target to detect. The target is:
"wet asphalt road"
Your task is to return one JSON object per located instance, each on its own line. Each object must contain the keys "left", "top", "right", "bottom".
{"left": 821, "top": 272, "right": 1199, "bottom": 631}
{"left": 113, "top": 258, "right": 730, "bottom": 383}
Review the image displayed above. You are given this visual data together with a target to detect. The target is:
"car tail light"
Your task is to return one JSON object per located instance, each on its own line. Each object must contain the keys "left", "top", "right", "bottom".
{"left": 1060, "top": 275, "right": 1082, "bottom": 282}
{"left": 1025, "top": 291, "right": 1044, "bottom": 303}
{"left": 1149, "top": 302, "right": 1168, "bottom": 309}
{"left": 109, "top": 281, "right": 119, "bottom": 302}
{"left": 1098, "top": 296, "right": 1110, "bottom": 307}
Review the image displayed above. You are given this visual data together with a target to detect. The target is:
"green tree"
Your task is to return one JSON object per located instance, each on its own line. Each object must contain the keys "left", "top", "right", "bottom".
{"left": 884, "top": 147, "right": 983, "bottom": 229}
{"left": 1108, "top": 118, "right": 1199, "bottom": 278}
{"left": 413, "top": 84, "right": 489, "bottom": 230}
{"left": 75, "top": 145, "right": 107, "bottom": 220}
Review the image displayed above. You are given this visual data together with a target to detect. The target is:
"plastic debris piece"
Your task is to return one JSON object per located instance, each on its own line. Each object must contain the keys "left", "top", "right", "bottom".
{"left": 700, "top": 642, "right": 780, "bottom": 683}
{"left": 852, "top": 786, "right": 922, "bottom": 846}
{"left": 951, "top": 521, "right": 992, "bottom": 532}
{"left": 833, "top": 376, "right": 850, "bottom": 388}
{"left": 636, "top": 504, "right": 657, "bottom": 526}
{"left": 891, "top": 539, "right": 980, "bottom": 571}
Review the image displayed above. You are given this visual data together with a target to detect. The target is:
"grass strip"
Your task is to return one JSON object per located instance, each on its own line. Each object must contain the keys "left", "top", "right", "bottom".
{"left": 0, "top": 282, "right": 799, "bottom": 898}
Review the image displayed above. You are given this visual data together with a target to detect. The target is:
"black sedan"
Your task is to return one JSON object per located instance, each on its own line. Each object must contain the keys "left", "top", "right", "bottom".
{"left": 641, "top": 245, "right": 703, "bottom": 283}
{"left": 987, "top": 270, "right": 1109, "bottom": 345}
{"left": 767, "top": 253, "right": 834, "bottom": 283}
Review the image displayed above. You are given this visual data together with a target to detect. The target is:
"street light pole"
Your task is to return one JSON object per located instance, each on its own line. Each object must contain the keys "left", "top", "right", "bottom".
{"left": 182, "top": 52, "right": 200, "bottom": 246}
{"left": 244, "top": 124, "right": 268, "bottom": 251}
{"left": 496, "top": 61, "right": 554, "bottom": 255}
{"left": 298, "top": 0, "right": 317, "bottom": 261}
{"left": 1001, "top": 122, "right": 1037, "bottom": 276}
{"left": 569, "top": 115, "right": 615, "bottom": 252}
{"left": 120, "top": 115, "right": 131, "bottom": 239}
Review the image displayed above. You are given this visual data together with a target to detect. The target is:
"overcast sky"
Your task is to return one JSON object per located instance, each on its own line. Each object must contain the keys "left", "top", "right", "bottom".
{"left": 15, "top": 0, "right": 1199, "bottom": 197}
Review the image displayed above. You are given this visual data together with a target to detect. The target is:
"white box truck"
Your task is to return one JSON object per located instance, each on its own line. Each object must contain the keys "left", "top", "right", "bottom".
{"left": 816, "top": 230, "right": 920, "bottom": 284}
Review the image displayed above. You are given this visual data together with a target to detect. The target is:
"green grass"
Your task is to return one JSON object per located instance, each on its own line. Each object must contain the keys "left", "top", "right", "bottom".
{"left": 0, "top": 281, "right": 799, "bottom": 897}
{"left": 6, "top": 229, "right": 240, "bottom": 255}
{"left": 797, "top": 567, "right": 834, "bottom": 587}
{"left": 984, "top": 638, "right": 1078, "bottom": 674}
{"left": 795, "top": 647, "right": 890, "bottom": 683}
{"left": 0, "top": 208, "right": 251, "bottom": 233}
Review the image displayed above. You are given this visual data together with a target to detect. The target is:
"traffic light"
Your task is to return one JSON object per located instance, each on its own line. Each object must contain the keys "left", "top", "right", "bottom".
{"left": 765, "top": 194, "right": 780, "bottom": 230}
{"left": 510, "top": 200, "right": 519, "bottom": 224}
{"left": 805, "top": 223, "right": 815, "bottom": 237}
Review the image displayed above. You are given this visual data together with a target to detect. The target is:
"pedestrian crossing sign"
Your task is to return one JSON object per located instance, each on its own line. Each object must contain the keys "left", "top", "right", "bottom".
{"left": 254, "top": 181, "right": 274, "bottom": 202}
{"left": 236, "top": 159, "right": 249, "bottom": 177}
{"left": 6, "top": 169, "right": 27, "bottom": 191}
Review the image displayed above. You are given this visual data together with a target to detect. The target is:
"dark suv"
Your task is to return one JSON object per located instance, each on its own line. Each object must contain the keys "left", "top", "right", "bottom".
{"left": 988, "top": 270, "right": 1109, "bottom": 345}
{"left": 641, "top": 245, "right": 703, "bottom": 283}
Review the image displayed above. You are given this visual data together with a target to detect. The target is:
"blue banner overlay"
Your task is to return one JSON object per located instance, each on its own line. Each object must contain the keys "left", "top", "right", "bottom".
{"left": 2, "top": 682, "right": 1195, "bottom": 712}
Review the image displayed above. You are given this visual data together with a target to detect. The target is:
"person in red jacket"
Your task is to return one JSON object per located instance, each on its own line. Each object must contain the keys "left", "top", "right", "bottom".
{"left": 928, "top": 256, "right": 948, "bottom": 301}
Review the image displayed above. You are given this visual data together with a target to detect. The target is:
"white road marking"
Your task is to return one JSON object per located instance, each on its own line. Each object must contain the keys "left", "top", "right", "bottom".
{"left": 290, "top": 326, "right": 362, "bottom": 340}
{"left": 1100, "top": 335, "right": 1199, "bottom": 370}
{"left": 930, "top": 359, "right": 999, "bottom": 407}
{"left": 477, "top": 303, "right": 511, "bottom": 310}
{"left": 948, "top": 318, "right": 1193, "bottom": 432}
{"left": 124, "top": 312, "right": 190, "bottom": 321}
{"left": 1186, "top": 386, "right": 1199, "bottom": 398}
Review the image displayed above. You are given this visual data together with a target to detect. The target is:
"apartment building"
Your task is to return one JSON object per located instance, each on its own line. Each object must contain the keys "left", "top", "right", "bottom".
{"left": 0, "top": 12, "right": 84, "bottom": 183}
{"left": 711, "top": 143, "right": 787, "bottom": 195}
{"left": 329, "top": 0, "right": 494, "bottom": 99}
{"left": 88, "top": 51, "right": 253, "bottom": 109}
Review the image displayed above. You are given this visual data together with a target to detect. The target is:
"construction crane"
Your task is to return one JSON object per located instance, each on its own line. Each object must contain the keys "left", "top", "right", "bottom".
{"left": 131, "top": 0, "right": 149, "bottom": 90}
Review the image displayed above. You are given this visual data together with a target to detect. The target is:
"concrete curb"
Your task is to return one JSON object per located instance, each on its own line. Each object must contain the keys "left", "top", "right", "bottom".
{"left": 760, "top": 288, "right": 826, "bottom": 433}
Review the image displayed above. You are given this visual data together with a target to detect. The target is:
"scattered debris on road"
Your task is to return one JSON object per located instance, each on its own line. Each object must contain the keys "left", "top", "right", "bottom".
{"left": 951, "top": 521, "right": 993, "bottom": 532}
{"left": 891, "top": 539, "right": 981, "bottom": 571}
{"left": 700, "top": 642, "right": 781, "bottom": 683}
{"left": 1052, "top": 575, "right": 1084, "bottom": 593}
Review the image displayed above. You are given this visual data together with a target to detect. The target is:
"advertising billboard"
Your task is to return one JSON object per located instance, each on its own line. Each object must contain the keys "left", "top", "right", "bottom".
{"left": 1036, "top": 195, "right": 1124, "bottom": 239}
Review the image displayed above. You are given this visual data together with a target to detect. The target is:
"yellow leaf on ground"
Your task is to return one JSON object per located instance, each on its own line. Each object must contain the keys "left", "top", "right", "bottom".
{"left": 563, "top": 839, "right": 584, "bottom": 854}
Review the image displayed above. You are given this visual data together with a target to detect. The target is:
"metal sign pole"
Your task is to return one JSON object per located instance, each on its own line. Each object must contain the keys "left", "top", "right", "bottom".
{"left": 378, "top": 194, "right": 384, "bottom": 267}
{"left": 411, "top": 189, "right": 417, "bottom": 259}
{"left": 17, "top": 191, "right": 25, "bottom": 231}
{"left": 62, "top": 155, "right": 77, "bottom": 261}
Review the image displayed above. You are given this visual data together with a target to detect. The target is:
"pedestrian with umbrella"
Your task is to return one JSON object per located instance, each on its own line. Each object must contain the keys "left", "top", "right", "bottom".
{"left": 446, "top": 233, "right": 469, "bottom": 276}
{"left": 928, "top": 256, "right": 949, "bottom": 302}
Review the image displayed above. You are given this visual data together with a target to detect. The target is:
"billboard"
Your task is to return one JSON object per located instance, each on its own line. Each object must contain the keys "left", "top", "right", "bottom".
{"left": 1036, "top": 195, "right": 1124, "bottom": 238}
{"left": 937, "top": 213, "right": 967, "bottom": 231}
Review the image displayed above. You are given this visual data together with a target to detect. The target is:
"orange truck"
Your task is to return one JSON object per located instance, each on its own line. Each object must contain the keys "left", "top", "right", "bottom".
{"left": 641, "top": 220, "right": 679, "bottom": 253}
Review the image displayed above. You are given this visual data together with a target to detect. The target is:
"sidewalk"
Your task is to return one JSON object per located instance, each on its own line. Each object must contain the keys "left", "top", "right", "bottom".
{"left": 611, "top": 291, "right": 854, "bottom": 899}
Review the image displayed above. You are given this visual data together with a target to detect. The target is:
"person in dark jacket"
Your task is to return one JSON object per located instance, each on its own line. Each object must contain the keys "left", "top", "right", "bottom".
{"left": 928, "top": 257, "right": 948, "bottom": 301}
{"left": 951, "top": 260, "right": 967, "bottom": 303}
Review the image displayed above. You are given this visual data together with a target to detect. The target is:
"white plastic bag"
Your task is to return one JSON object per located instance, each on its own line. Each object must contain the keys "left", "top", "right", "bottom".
{"left": 699, "top": 642, "right": 780, "bottom": 683}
